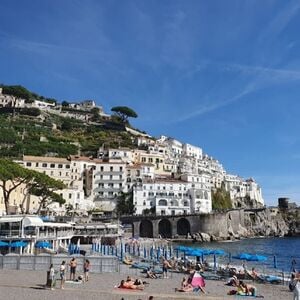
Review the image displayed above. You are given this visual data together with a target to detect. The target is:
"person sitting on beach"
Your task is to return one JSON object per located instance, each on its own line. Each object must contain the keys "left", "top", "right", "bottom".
{"left": 146, "top": 267, "right": 157, "bottom": 279}
{"left": 175, "top": 279, "right": 193, "bottom": 293}
{"left": 118, "top": 279, "right": 144, "bottom": 290}
{"left": 225, "top": 275, "right": 238, "bottom": 286}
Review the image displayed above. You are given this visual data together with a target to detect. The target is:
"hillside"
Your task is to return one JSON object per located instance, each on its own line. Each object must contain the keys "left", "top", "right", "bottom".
{"left": 0, "top": 112, "right": 136, "bottom": 159}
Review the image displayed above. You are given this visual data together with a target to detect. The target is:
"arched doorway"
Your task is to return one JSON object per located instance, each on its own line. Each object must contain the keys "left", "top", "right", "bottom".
{"left": 177, "top": 218, "right": 190, "bottom": 236}
{"left": 158, "top": 219, "right": 172, "bottom": 238}
{"left": 139, "top": 220, "right": 153, "bottom": 238}
{"left": 122, "top": 222, "right": 134, "bottom": 237}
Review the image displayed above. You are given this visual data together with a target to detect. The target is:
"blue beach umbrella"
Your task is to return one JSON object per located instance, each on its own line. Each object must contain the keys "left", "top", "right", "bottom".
{"left": 232, "top": 253, "right": 252, "bottom": 260}
{"left": 35, "top": 241, "right": 51, "bottom": 248}
{"left": 210, "top": 249, "right": 225, "bottom": 255}
{"left": 11, "top": 241, "right": 28, "bottom": 248}
{"left": 247, "top": 254, "right": 267, "bottom": 262}
{"left": 0, "top": 241, "right": 8, "bottom": 247}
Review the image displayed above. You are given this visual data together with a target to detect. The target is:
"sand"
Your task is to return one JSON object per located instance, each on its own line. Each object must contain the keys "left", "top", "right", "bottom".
{"left": 0, "top": 265, "right": 292, "bottom": 300}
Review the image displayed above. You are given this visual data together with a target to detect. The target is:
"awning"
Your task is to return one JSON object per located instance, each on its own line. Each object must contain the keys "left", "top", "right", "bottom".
{"left": 42, "top": 222, "right": 72, "bottom": 228}
{"left": 0, "top": 217, "right": 23, "bottom": 223}
{"left": 23, "top": 217, "right": 44, "bottom": 227}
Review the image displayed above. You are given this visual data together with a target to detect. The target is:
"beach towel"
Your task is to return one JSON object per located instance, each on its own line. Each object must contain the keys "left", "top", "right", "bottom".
{"left": 191, "top": 272, "right": 205, "bottom": 287}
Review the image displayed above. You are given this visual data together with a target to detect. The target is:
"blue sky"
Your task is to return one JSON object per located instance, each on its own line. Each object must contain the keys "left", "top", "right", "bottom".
{"left": 1, "top": 0, "right": 300, "bottom": 205}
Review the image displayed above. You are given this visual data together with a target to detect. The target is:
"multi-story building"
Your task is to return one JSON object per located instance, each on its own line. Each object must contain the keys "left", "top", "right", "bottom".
{"left": 133, "top": 175, "right": 212, "bottom": 216}
{"left": 93, "top": 161, "right": 127, "bottom": 212}
{"left": 22, "top": 155, "right": 86, "bottom": 213}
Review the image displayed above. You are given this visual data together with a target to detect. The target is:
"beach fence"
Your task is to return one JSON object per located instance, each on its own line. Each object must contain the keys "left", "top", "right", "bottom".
{"left": 0, "top": 253, "right": 119, "bottom": 273}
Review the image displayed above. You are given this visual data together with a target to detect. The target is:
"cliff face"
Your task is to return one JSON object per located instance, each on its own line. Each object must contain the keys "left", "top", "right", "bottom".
{"left": 243, "top": 210, "right": 289, "bottom": 237}
{"left": 193, "top": 208, "right": 299, "bottom": 242}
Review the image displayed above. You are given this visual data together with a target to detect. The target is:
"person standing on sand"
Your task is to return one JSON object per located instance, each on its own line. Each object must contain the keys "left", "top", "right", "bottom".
{"left": 162, "top": 257, "right": 171, "bottom": 279}
{"left": 49, "top": 264, "right": 55, "bottom": 290}
{"left": 83, "top": 259, "right": 90, "bottom": 282}
{"left": 69, "top": 257, "right": 77, "bottom": 281}
{"left": 60, "top": 261, "right": 66, "bottom": 289}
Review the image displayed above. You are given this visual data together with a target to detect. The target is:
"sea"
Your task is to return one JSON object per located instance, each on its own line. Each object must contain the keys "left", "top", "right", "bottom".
{"left": 175, "top": 237, "right": 300, "bottom": 273}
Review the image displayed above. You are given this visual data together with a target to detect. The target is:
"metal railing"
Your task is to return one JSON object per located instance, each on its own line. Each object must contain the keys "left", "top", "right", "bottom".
{"left": 0, "top": 254, "right": 119, "bottom": 273}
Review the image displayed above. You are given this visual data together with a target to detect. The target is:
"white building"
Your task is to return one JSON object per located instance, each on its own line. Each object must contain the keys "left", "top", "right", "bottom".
{"left": 93, "top": 161, "right": 127, "bottom": 212}
{"left": 22, "top": 156, "right": 85, "bottom": 213}
{"left": 133, "top": 176, "right": 212, "bottom": 216}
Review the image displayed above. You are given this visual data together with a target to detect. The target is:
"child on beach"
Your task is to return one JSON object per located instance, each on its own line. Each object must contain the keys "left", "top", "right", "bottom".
{"left": 60, "top": 261, "right": 66, "bottom": 289}
{"left": 49, "top": 264, "right": 55, "bottom": 290}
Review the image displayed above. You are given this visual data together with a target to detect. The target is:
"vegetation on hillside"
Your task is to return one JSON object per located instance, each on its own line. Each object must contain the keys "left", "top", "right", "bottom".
{"left": 0, "top": 111, "right": 135, "bottom": 158}
{"left": 212, "top": 183, "right": 232, "bottom": 210}
{"left": 0, "top": 84, "right": 57, "bottom": 104}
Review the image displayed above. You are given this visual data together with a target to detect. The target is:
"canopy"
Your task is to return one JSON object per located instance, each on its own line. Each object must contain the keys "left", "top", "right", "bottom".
{"left": 10, "top": 241, "right": 28, "bottom": 247}
{"left": 0, "top": 241, "right": 9, "bottom": 247}
{"left": 23, "top": 217, "right": 44, "bottom": 227}
{"left": 35, "top": 241, "right": 52, "bottom": 249}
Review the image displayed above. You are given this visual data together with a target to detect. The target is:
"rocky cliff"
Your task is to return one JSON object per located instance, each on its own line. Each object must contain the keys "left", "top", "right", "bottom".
{"left": 192, "top": 208, "right": 299, "bottom": 242}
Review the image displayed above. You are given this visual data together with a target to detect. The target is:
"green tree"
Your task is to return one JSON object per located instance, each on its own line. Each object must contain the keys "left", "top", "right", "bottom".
{"left": 212, "top": 183, "right": 232, "bottom": 210}
{"left": 115, "top": 191, "right": 135, "bottom": 215}
{"left": 0, "top": 159, "right": 34, "bottom": 214}
{"left": 111, "top": 106, "right": 138, "bottom": 123}
{"left": 2, "top": 85, "right": 32, "bottom": 101}
{"left": 61, "top": 101, "right": 69, "bottom": 107}
{"left": 26, "top": 171, "right": 65, "bottom": 214}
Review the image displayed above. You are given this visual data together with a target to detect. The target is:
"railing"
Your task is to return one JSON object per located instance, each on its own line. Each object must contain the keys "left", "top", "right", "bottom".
{"left": 0, "top": 254, "right": 119, "bottom": 273}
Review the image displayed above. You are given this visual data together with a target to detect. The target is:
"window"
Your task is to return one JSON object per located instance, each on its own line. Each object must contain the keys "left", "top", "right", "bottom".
{"left": 50, "top": 164, "right": 55, "bottom": 168}
{"left": 110, "top": 166, "right": 113, "bottom": 171}
{"left": 42, "top": 163, "right": 47, "bottom": 168}
{"left": 69, "top": 193, "right": 72, "bottom": 199}
{"left": 160, "top": 210, "right": 165, "bottom": 215}
{"left": 120, "top": 166, "right": 123, "bottom": 171}
{"left": 158, "top": 199, "right": 167, "bottom": 206}
{"left": 35, "top": 163, "right": 39, "bottom": 167}
{"left": 119, "top": 175, "right": 122, "bottom": 179}
{"left": 58, "top": 164, "right": 63, "bottom": 168}
{"left": 26, "top": 162, "right": 32, "bottom": 167}
{"left": 171, "top": 210, "right": 175, "bottom": 215}
{"left": 143, "top": 192, "right": 146, "bottom": 197}
{"left": 119, "top": 183, "right": 122, "bottom": 188}
{"left": 110, "top": 175, "right": 113, "bottom": 179}
{"left": 66, "top": 165, "right": 70, "bottom": 169}
{"left": 100, "top": 166, "right": 104, "bottom": 172}
{"left": 142, "top": 157, "right": 146, "bottom": 162}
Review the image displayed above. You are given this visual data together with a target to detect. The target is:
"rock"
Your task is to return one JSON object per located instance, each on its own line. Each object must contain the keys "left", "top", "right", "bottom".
{"left": 199, "top": 232, "right": 211, "bottom": 242}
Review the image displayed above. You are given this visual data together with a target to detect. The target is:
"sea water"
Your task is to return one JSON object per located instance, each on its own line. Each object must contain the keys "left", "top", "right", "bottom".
{"left": 175, "top": 237, "right": 300, "bottom": 273}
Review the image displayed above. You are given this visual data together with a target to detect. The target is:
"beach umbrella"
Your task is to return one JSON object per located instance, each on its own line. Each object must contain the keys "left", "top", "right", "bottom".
{"left": 232, "top": 253, "right": 252, "bottom": 260}
{"left": 247, "top": 254, "right": 267, "bottom": 262}
{"left": 11, "top": 241, "right": 28, "bottom": 248}
{"left": 0, "top": 241, "right": 8, "bottom": 247}
{"left": 210, "top": 249, "right": 225, "bottom": 255}
{"left": 175, "top": 245, "right": 192, "bottom": 252}
{"left": 35, "top": 241, "right": 51, "bottom": 248}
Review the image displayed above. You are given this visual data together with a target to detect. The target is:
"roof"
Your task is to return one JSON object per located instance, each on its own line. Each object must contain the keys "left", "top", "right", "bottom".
{"left": 0, "top": 216, "right": 44, "bottom": 227}
{"left": 23, "top": 155, "right": 69, "bottom": 164}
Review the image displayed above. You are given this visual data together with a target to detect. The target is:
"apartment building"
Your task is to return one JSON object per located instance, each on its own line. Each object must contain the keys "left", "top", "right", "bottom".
{"left": 22, "top": 155, "right": 85, "bottom": 212}
{"left": 93, "top": 161, "right": 127, "bottom": 211}
{"left": 133, "top": 175, "right": 212, "bottom": 216}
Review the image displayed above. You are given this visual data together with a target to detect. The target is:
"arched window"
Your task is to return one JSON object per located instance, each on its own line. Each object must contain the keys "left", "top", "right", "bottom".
{"left": 204, "top": 191, "right": 208, "bottom": 199}
{"left": 183, "top": 200, "right": 189, "bottom": 207}
{"left": 158, "top": 199, "right": 167, "bottom": 206}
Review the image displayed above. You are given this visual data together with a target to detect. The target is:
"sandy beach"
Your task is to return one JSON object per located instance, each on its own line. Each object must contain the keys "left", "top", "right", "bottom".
{"left": 0, "top": 265, "right": 293, "bottom": 300}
